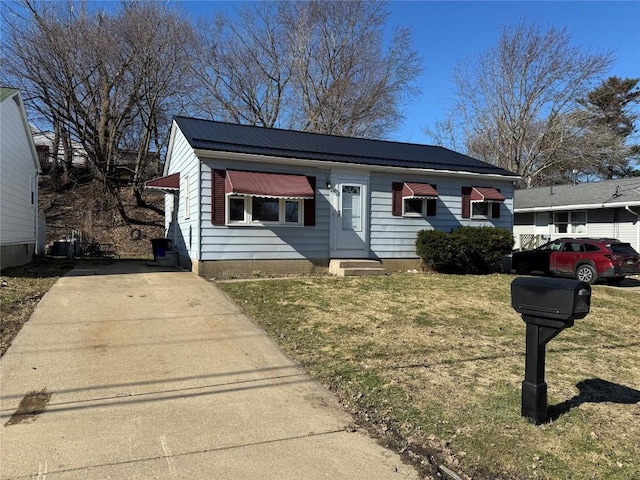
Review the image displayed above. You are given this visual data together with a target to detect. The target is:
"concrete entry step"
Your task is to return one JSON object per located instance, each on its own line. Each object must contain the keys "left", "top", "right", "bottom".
{"left": 329, "top": 259, "right": 386, "bottom": 277}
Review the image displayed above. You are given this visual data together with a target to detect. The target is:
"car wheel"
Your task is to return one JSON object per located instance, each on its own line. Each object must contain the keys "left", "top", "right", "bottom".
{"left": 576, "top": 264, "right": 597, "bottom": 284}
{"left": 515, "top": 261, "right": 530, "bottom": 275}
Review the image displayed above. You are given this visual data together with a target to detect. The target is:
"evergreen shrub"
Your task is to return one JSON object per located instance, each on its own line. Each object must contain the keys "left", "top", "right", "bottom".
{"left": 415, "top": 227, "right": 514, "bottom": 274}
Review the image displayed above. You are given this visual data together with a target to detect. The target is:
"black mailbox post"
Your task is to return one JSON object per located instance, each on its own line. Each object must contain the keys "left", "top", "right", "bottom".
{"left": 511, "top": 277, "right": 591, "bottom": 424}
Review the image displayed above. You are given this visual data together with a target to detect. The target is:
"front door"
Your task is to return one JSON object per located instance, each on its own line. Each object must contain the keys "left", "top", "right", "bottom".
{"left": 332, "top": 175, "right": 369, "bottom": 257}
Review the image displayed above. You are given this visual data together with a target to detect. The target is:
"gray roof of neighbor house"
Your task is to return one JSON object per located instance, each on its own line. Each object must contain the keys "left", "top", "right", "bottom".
{"left": 514, "top": 177, "right": 640, "bottom": 211}
{"left": 174, "top": 116, "right": 517, "bottom": 177}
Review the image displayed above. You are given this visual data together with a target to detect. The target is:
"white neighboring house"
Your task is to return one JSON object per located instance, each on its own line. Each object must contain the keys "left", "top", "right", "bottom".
{"left": 31, "top": 128, "right": 89, "bottom": 169}
{"left": 513, "top": 178, "right": 640, "bottom": 251}
{"left": 1, "top": 88, "right": 42, "bottom": 269}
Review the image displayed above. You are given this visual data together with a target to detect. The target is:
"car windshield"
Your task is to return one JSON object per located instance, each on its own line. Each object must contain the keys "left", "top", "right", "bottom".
{"left": 610, "top": 243, "right": 638, "bottom": 255}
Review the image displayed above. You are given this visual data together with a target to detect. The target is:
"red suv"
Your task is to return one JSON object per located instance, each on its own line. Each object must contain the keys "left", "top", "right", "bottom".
{"left": 512, "top": 238, "right": 640, "bottom": 284}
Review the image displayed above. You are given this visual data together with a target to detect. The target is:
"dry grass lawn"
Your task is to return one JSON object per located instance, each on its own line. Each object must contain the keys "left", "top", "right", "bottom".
{"left": 219, "top": 273, "right": 640, "bottom": 480}
{"left": 1, "top": 258, "right": 74, "bottom": 357}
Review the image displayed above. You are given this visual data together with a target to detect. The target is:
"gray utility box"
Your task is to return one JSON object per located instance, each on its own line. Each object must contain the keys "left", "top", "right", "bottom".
{"left": 511, "top": 277, "right": 591, "bottom": 322}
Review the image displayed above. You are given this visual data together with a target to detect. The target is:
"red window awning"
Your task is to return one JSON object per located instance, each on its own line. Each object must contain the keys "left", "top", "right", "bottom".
{"left": 402, "top": 182, "right": 439, "bottom": 199}
{"left": 145, "top": 173, "right": 180, "bottom": 191}
{"left": 225, "top": 170, "right": 314, "bottom": 199}
{"left": 470, "top": 187, "right": 505, "bottom": 203}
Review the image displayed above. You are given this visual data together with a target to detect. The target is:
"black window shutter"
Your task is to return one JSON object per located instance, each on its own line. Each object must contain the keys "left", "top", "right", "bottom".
{"left": 392, "top": 182, "right": 403, "bottom": 216}
{"left": 426, "top": 199, "right": 437, "bottom": 216}
{"left": 426, "top": 184, "right": 437, "bottom": 216}
{"left": 491, "top": 188, "right": 501, "bottom": 218}
{"left": 492, "top": 202, "right": 501, "bottom": 218}
{"left": 461, "top": 187, "right": 472, "bottom": 218}
{"left": 212, "top": 169, "right": 226, "bottom": 225}
{"left": 304, "top": 176, "right": 316, "bottom": 226}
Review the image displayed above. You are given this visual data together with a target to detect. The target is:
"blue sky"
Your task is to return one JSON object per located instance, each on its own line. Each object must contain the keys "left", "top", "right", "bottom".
{"left": 4, "top": 0, "right": 638, "bottom": 144}
{"left": 177, "top": 0, "right": 640, "bottom": 144}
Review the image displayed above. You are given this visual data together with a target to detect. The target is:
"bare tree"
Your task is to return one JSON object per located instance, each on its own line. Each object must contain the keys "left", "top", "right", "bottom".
{"left": 426, "top": 21, "right": 612, "bottom": 187}
{"left": 193, "top": 2, "right": 291, "bottom": 127}
{"left": 1, "top": 0, "right": 196, "bottom": 221}
{"left": 194, "top": 0, "right": 422, "bottom": 138}
{"left": 284, "top": 0, "right": 421, "bottom": 137}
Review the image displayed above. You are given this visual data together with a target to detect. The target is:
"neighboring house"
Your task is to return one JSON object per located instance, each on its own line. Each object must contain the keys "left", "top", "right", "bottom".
{"left": 146, "top": 117, "right": 518, "bottom": 276}
{"left": 32, "top": 128, "right": 89, "bottom": 169}
{"left": 32, "top": 130, "right": 160, "bottom": 181}
{"left": 0, "top": 88, "right": 41, "bottom": 269}
{"left": 513, "top": 178, "right": 640, "bottom": 251}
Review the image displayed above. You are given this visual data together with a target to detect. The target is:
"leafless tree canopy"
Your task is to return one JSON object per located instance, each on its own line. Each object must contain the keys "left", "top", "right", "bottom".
{"left": 427, "top": 21, "right": 614, "bottom": 187}
{"left": 1, "top": 0, "right": 196, "bottom": 220}
{"left": 194, "top": 0, "right": 422, "bottom": 138}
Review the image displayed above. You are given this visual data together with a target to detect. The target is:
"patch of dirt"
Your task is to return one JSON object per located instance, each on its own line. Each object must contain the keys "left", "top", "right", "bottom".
{"left": 39, "top": 175, "right": 165, "bottom": 259}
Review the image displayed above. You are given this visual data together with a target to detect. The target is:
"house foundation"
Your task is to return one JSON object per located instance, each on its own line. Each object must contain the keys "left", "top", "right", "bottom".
{"left": 191, "top": 257, "right": 423, "bottom": 279}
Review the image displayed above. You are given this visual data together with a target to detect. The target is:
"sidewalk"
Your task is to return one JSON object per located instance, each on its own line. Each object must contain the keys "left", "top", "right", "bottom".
{"left": 0, "top": 262, "right": 420, "bottom": 479}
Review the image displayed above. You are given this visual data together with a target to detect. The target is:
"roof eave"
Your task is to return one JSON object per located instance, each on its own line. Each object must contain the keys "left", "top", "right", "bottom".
{"left": 193, "top": 149, "right": 521, "bottom": 182}
{"left": 515, "top": 200, "right": 640, "bottom": 213}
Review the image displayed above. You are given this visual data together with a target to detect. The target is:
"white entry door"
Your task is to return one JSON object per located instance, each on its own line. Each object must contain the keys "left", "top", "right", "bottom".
{"left": 332, "top": 175, "right": 369, "bottom": 256}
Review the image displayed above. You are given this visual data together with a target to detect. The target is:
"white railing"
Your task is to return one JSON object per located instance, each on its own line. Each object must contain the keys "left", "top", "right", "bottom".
{"left": 519, "top": 234, "right": 550, "bottom": 251}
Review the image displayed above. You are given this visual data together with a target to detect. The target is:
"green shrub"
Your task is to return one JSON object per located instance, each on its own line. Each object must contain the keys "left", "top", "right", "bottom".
{"left": 416, "top": 227, "right": 514, "bottom": 274}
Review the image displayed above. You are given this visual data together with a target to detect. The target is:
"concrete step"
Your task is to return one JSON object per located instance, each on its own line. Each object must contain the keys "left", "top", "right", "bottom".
{"left": 329, "top": 259, "right": 386, "bottom": 277}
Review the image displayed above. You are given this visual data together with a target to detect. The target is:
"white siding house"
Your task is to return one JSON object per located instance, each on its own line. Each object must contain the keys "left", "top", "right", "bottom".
{"left": 147, "top": 117, "right": 518, "bottom": 277}
{"left": 1, "top": 88, "right": 41, "bottom": 269}
{"left": 31, "top": 129, "right": 89, "bottom": 169}
{"left": 513, "top": 178, "right": 640, "bottom": 251}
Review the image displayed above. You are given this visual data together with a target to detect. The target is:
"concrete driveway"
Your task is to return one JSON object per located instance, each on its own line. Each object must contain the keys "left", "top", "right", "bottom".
{"left": 1, "top": 262, "right": 420, "bottom": 479}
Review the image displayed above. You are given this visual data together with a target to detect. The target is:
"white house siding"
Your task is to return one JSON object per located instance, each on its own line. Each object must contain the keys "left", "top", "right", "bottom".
{"left": 514, "top": 208, "right": 640, "bottom": 251}
{"left": 370, "top": 172, "right": 514, "bottom": 259}
{"left": 199, "top": 159, "right": 330, "bottom": 261}
{"left": 617, "top": 208, "right": 640, "bottom": 250}
{"left": 0, "top": 91, "right": 39, "bottom": 269}
{"left": 163, "top": 127, "right": 200, "bottom": 266}
{"left": 586, "top": 208, "right": 639, "bottom": 249}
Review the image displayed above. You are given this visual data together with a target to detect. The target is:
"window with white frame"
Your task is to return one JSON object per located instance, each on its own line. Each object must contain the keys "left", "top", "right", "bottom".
{"left": 403, "top": 198, "right": 436, "bottom": 217}
{"left": 227, "top": 196, "right": 303, "bottom": 226}
{"left": 184, "top": 175, "right": 190, "bottom": 219}
{"left": 471, "top": 202, "right": 489, "bottom": 218}
{"left": 553, "top": 211, "right": 587, "bottom": 234}
{"left": 463, "top": 186, "right": 503, "bottom": 219}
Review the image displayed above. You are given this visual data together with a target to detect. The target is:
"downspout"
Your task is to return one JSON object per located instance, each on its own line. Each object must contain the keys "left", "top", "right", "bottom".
{"left": 625, "top": 206, "right": 640, "bottom": 252}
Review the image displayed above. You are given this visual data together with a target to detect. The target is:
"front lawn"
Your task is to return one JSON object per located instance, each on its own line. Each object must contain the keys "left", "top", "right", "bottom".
{"left": 218, "top": 273, "right": 640, "bottom": 479}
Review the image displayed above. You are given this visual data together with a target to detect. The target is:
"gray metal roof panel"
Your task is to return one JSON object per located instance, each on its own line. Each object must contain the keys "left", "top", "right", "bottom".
{"left": 174, "top": 116, "right": 517, "bottom": 177}
{"left": 514, "top": 178, "right": 640, "bottom": 210}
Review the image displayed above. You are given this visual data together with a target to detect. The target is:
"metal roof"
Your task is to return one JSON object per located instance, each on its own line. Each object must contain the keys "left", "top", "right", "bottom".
{"left": 174, "top": 116, "right": 517, "bottom": 177}
{"left": 145, "top": 172, "right": 180, "bottom": 191}
{"left": 402, "top": 182, "right": 439, "bottom": 199}
{"left": 226, "top": 170, "right": 314, "bottom": 198}
{"left": 514, "top": 177, "right": 640, "bottom": 211}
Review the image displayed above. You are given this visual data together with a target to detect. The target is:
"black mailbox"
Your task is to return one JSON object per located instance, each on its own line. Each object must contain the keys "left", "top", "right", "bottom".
{"left": 511, "top": 277, "right": 591, "bottom": 424}
{"left": 511, "top": 277, "right": 591, "bottom": 322}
